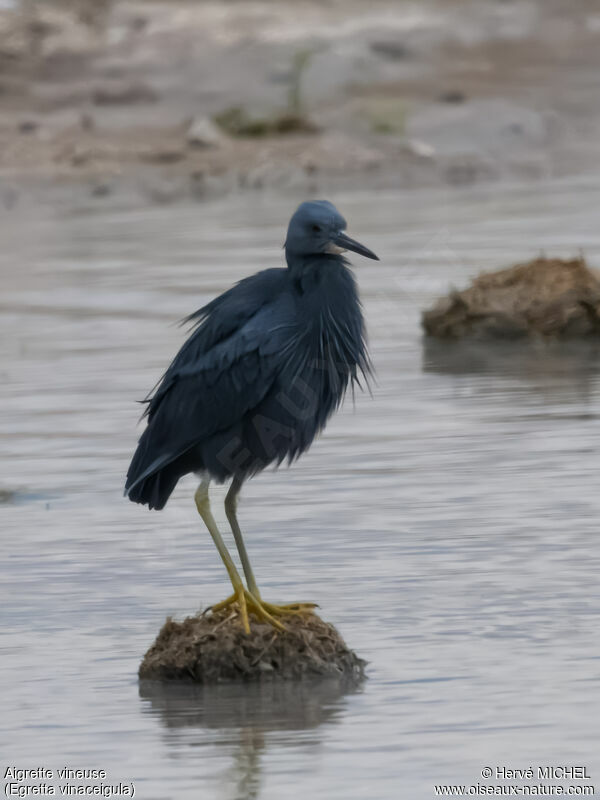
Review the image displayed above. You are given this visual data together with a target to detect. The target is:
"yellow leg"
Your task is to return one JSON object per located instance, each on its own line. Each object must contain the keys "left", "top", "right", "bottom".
{"left": 195, "top": 480, "right": 286, "bottom": 633}
{"left": 225, "top": 478, "right": 261, "bottom": 597}
{"left": 195, "top": 480, "right": 251, "bottom": 632}
{"left": 223, "top": 478, "right": 318, "bottom": 618}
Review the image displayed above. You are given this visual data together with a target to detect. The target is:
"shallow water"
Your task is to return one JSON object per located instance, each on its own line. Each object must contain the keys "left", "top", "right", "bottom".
{"left": 2, "top": 178, "right": 600, "bottom": 799}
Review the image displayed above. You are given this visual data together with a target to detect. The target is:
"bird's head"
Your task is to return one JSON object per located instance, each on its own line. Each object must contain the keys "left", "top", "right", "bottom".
{"left": 284, "top": 200, "right": 379, "bottom": 265}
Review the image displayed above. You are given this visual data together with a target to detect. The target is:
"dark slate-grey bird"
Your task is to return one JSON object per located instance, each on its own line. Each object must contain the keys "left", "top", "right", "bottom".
{"left": 125, "top": 200, "right": 378, "bottom": 632}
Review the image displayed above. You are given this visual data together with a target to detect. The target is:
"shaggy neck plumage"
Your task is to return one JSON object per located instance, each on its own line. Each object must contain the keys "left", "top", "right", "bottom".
{"left": 283, "top": 251, "right": 371, "bottom": 393}
{"left": 285, "top": 250, "right": 347, "bottom": 292}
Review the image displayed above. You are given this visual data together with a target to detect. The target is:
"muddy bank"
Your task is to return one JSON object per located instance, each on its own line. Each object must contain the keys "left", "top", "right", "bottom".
{"left": 422, "top": 257, "right": 600, "bottom": 339}
{"left": 139, "top": 609, "right": 366, "bottom": 683}
{"left": 1, "top": 0, "right": 600, "bottom": 202}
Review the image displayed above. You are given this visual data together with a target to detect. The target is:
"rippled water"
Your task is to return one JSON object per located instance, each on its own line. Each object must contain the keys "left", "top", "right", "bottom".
{"left": 2, "top": 178, "right": 600, "bottom": 799}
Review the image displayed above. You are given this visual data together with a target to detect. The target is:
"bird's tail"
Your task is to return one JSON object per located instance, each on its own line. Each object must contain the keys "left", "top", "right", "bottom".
{"left": 125, "top": 425, "right": 180, "bottom": 510}
{"left": 126, "top": 469, "right": 178, "bottom": 510}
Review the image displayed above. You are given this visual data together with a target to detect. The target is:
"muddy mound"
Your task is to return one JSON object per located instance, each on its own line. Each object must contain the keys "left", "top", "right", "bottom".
{"left": 139, "top": 608, "right": 366, "bottom": 683}
{"left": 422, "top": 257, "right": 600, "bottom": 339}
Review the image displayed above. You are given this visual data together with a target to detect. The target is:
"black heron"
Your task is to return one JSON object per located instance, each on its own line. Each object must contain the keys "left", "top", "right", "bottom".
{"left": 125, "top": 200, "right": 378, "bottom": 632}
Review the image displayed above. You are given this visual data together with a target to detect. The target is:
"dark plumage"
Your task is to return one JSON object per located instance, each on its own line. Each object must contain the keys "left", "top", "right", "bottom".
{"left": 125, "top": 200, "right": 378, "bottom": 632}
{"left": 126, "top": 200, "right": 377, "bottom": 509}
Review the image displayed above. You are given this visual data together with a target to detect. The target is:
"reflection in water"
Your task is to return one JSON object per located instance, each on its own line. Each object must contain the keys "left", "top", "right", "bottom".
{"left": 422, "top": 337, "right": 600, "bottom": 408}
{"left": 422, "top": 337, "right": 600, "bottom": 380}
{"left": 139, "top": 678, "right": 362, "bottom": 799}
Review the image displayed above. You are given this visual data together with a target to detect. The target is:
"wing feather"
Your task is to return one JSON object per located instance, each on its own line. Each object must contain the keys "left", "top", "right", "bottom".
{"left": 125, "top": 272, "right": 294, "bottom": 494}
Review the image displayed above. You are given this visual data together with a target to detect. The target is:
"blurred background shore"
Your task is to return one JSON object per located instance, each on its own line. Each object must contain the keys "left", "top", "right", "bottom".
{"left": 1, "top": 0, "right": 599, "bottom": 203}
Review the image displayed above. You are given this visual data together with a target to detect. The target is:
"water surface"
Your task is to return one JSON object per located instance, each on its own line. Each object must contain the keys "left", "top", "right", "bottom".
{"left": 1, "top": 178, "right": 600, "bottom": 798}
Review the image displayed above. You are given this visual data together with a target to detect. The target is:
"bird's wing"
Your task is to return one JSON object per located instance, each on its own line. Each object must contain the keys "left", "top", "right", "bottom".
{"left": 126, "top": 282, "right": 296, "bottom": 492}
{"left": 146, "top": 267, "right": 287, "bottom": 409}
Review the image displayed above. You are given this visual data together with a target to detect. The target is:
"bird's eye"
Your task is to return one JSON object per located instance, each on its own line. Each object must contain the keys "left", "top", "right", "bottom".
{"left": 312, "top": 224, "right": 322, "bottom": 233}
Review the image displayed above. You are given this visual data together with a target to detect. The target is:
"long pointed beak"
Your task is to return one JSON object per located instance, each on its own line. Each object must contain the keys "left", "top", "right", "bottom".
{"left": 331, "top": 231, "right": 379, "bottom": 261}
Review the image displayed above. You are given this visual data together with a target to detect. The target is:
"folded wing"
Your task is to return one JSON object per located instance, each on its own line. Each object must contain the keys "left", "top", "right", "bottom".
{"left": 125, "top": 269, "right": 292, "bottom": 502}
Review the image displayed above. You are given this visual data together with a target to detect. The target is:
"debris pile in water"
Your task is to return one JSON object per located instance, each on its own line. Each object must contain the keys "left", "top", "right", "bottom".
{"left": 139, "top": 608, "right": 366, "bottom": 683}
{"left": 422, "top": 257, "right": 600, "bottom": 339}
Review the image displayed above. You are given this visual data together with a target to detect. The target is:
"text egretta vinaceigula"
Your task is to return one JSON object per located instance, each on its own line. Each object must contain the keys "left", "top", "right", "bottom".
{"left": 125, "top": 200, "right": 378, "bottom": 632}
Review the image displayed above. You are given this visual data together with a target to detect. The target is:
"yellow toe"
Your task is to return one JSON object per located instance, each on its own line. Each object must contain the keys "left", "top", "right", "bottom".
{"left": 206, "top": 587, "right": 287, "bottom": 633}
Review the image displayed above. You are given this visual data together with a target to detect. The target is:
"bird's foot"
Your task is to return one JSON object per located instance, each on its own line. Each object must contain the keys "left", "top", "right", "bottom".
{"left": 259, "top": 600, "right": 318, "bottom": 617}
{"left": 209, "top": 587, "right": 289, "bottom": 634}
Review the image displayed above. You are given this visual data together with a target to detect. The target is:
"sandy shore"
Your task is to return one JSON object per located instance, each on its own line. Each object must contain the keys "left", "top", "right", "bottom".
{"left": 0, "top": 0, "right": 599, "bottom": 202}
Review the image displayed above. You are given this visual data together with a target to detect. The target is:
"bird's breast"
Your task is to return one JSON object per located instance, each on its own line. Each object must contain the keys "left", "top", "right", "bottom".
{"left": 278, "top": 279, "right": 367, "bottom": 430}
{"left": 234, "top": 264, "right": 369, "bottom": 472}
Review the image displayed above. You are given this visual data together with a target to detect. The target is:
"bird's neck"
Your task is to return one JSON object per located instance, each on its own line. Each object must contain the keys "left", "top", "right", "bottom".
{"left": 285, "top": 252, "right": 347, "bottom": 293}
{"left": 285, "top": 251, "right": 370, "bottom": 390}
